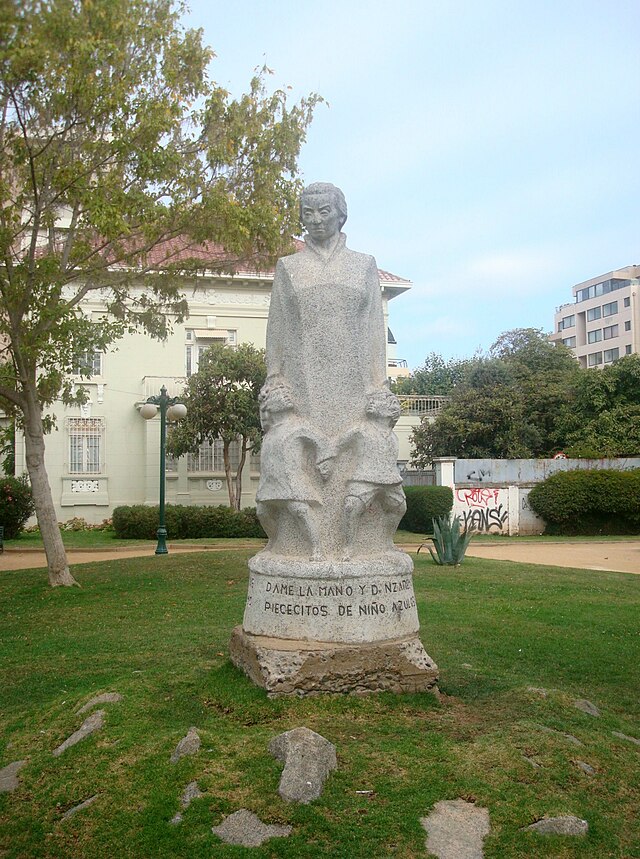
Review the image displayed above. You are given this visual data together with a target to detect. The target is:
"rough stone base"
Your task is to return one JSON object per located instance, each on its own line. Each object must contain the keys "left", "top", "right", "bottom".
{"left": 229, "top": 627, "right": 439, "bottom": 696}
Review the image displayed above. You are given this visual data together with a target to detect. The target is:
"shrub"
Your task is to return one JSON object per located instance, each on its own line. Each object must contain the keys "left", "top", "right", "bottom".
{"left": 0, "top": 476, "right": 35, "bottom": 539}
{"left": 399, "top": 485, "right": 454, "bottom": 534}
{"left": 528, "top": 469, "right": 640, "bottom": 535}
{"left": 112, "top": 504, "right": 266, "bottom": 540}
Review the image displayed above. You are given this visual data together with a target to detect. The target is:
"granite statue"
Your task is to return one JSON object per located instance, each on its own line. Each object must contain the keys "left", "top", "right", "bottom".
{"left": 230, "top": 182, "right": 439, "bottom": 695}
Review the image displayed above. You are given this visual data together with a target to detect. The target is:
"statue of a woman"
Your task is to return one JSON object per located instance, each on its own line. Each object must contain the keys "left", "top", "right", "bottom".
{"left": 231, "top": 183, "right": 438, "bottom": 696}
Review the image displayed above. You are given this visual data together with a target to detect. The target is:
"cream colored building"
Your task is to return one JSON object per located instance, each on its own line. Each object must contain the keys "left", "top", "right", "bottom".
{"left": 11, "top": 258, "right": 433, "bottom": 523}
{"left": 551, "top": 265, "right": 640, "bottom": 367}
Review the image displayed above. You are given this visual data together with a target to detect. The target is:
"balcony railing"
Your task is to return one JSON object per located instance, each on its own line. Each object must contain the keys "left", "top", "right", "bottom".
{"left": 141, "top": 376, "right": 187, "bottom": 400}
{"left": 398, "top": 395, "right": 450, "bottom": 416}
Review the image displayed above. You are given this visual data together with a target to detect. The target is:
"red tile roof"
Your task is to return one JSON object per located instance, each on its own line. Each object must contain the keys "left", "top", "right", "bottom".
{"left": 140, "top": 235, "right": 410, "bottom": 284}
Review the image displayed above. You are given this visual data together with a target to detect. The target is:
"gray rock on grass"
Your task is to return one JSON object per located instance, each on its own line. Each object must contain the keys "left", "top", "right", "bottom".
{"left": 420, "top": 799, "right": 491, "bottom": 859}
{"left": 170, "top": 780, "right": 203, "bottom": 825}
{"left": 612, "top": 731, "right": 640, "bottom": 747}
{"left": 62, "top": 794, "right": 98, "bottom": 820}
{"left": 170, "top": 727, "right": 200, "bottom": 763}
{"left": 574, "top": 699, "right": 600, "bottom": 717}
{"left": 76, "top": 692, "right": 122, "bottom": 714}
{"left": 536, "top": 724, "right": 583, "bottom": 746}
{"left": 574, "top": 760, "right": 596, "bottom": 775}
{"left": 269, "top": 727, "right": 337, "bottom": 804}
{"left": 526, "top": 815, "right": 588, "bottom": 836}
{"left": 212, "top": 809, "right": 292, "bottom": 847}
{"left": 0, "top": 760, "right": 27, "bottom": 793}
{"left": 53, "top": 710, "right": 105, "bottom": 757}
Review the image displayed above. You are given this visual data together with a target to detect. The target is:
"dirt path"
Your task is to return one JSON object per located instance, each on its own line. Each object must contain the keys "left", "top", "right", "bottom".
{"left": 1, "top": 540, "right": 639, "bottom": 574}
{"left": 464, "top": 541, "right": 640, "bottom": 574}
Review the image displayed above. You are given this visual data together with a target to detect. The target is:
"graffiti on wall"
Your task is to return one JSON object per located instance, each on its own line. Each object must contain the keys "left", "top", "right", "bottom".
{"left": 455, "top": 487, "right": 508, "bottom": 533}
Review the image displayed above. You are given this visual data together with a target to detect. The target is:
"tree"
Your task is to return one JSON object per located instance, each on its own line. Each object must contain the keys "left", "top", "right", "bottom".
{"left": 167, "top": 343, "right": 266, "bottom": 510}
{"left": 0, "top": 0, "right": 319, "bottom": 585}
{"left": 559, "top": 354, "right": 640, "bottom": 456}
{"left": 410, "top": 329, "right": 580, "bottom": 464}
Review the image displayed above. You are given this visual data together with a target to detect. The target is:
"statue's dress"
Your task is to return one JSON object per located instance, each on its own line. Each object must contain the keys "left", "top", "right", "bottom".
{"left": 265, "top": 233, "right": 387, "bottom": 438}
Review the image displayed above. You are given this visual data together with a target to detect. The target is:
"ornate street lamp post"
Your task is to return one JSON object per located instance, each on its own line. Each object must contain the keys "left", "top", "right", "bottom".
{"left": 140, "top": 386, "right": 187, "bottom": 555}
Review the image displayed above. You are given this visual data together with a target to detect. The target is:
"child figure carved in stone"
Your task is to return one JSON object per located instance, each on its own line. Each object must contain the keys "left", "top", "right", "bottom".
{"left": 256, "top": 383, "right": 335, "bottom": 561}
{"left": 340, "top": 389, "right": 406, "bottom": 560}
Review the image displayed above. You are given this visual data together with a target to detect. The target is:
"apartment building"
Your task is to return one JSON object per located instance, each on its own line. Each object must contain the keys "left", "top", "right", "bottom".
{"left": 9, "top": 252, "right": 424, "bottom": 523}
{"left": 551, "top": 265, "right": 640, "bottom": 367}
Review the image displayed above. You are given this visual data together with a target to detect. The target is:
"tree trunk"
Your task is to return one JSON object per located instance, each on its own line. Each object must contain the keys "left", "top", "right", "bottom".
{"left": 222, "top": 440, "right": 238, "bottom": 510}
{"left": 23, "top": 397, "right": 79, "bottom": 587}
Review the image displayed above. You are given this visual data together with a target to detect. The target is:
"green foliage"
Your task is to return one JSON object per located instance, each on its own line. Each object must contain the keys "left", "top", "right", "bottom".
{"left": 0, "top": 422, "right": 15, "bottom": 475}
{"left": 399, "top": 485, "right": 453, "bottom": 534}
{"left": 426, "top": 515, "right": 473, "bottom": 565}
{"left": 410, "top": 329, "right": 583, "bottom": 464}
{"left": 112, "top": 504, "right": 266, "bottom": 540}
{"left": 392, "top": 352, "right": 475, "bottom": 395}
{"left": 558, "top": 355, "right": 640, "bottom": 456}
{"left": 167, "top": 342, "right": 266, "bottom": 509}
{"left": 528, "top": 469, "right": 640, "bottom": 535}
{"left": 0, "top": 475, "right": 35, "bottom": 538}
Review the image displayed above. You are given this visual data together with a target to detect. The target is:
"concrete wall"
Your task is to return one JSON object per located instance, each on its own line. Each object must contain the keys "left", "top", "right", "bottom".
{"left": 434, "top": 457, "right": 640, "bottom": 535}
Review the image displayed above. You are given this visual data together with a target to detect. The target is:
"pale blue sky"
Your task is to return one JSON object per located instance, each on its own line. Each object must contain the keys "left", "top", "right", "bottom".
{"left": 186, "top": 0, "right": 639, "bottom": 368}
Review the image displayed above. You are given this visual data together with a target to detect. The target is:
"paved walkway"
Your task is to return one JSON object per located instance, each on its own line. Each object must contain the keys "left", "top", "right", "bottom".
{"left": 1, "top": 540, "right": 639, "bottom": 574}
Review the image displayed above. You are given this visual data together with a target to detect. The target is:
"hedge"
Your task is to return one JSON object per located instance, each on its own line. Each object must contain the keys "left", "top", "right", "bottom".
{"left": 0, "top": 476, "right": 35, "bottom": 539}
{"left": 399, "top": 485, "right": 453, "bottom": 534}
{"left": 527, "top": 469, "right": 640, "bottom": 535}
{"left": 112, "top": 504, "right": 266, "bottom": 540}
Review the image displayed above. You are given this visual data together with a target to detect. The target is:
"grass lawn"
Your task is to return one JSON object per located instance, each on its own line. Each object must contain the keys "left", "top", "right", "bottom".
{"left": 1, "top": 552, "right": 638, "bottom": 858}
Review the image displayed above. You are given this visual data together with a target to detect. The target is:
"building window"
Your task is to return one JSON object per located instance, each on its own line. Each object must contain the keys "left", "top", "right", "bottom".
{"left": 587, "top": 352, "right": 602, "bottom": 367}
{"left": 166, "top": 453, "right": 179, "bottom": 473}
{"left": 626, "top": 345, "right": 632, "bottom": 355}
{"left": 587, "top": 329, "right": 602, "bottom": 344}
{"left": 603, "top": 325, "right": 618, "bottom": 340}
{"left": 73, "top": 352, "right": 102, "bottom": 377}
{"left": 624, "top": 297, "right": 631, "bottom": 308}
{"left": 587, "top": 307, "right": 601, "bottom": 322}
{"left": 559, "top": 314, "right": 575, "bottom": 330}
{"left": 187, "top": 438, "right": 240, "bottom": 472}
{"left": 561, "top": 336, "right": 576, "bottom": 348}
{"left": 602, "top": 301, "right": 618, "bottom": 317}
{"left": 625, "top": 320, "right": 631, "bottom": 331}
{"left": 603, "top": 348, "right": 619, "bottom": 364}
{"left": 68, "top": 418, "right": 104, "bottom": 474}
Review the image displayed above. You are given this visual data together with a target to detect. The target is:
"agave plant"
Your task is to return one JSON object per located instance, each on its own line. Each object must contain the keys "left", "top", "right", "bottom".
{"left": 427, "top": 515, "right": 473, "bottom": 566}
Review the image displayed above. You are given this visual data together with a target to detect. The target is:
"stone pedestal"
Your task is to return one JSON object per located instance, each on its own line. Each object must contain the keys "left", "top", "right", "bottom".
{"left": 229, "top": 553, "right": 438, "bottom": 695}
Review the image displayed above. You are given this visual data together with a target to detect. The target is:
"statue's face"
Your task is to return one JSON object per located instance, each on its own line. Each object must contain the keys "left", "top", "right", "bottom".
{"left": 301, "top": 193, "right": 342, "bottom": 243}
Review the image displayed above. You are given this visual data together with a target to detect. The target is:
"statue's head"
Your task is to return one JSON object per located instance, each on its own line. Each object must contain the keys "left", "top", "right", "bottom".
{"left": 259, "top": 383, "right": 294, "bottom": 429}
{"left": 366, "top": 389, "right": 401, "bottom": 424}
{"left": 300, "top": 182, "right": 348, "bottom": 241}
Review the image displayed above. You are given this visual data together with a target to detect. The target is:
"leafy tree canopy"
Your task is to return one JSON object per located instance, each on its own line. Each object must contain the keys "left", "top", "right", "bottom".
{"left": 167, "top": 342, "right": 266, "bottom": 510}
{"left": 409, "top": 329, "right": 639, "bottom": 465}
{"left": 0, "top": 0, "right": 320, "bottom": 584}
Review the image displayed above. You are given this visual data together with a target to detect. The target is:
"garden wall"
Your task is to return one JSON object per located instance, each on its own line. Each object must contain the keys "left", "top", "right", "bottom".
{"left": 433, "top": 457, "right": 640, "bottom": 535}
